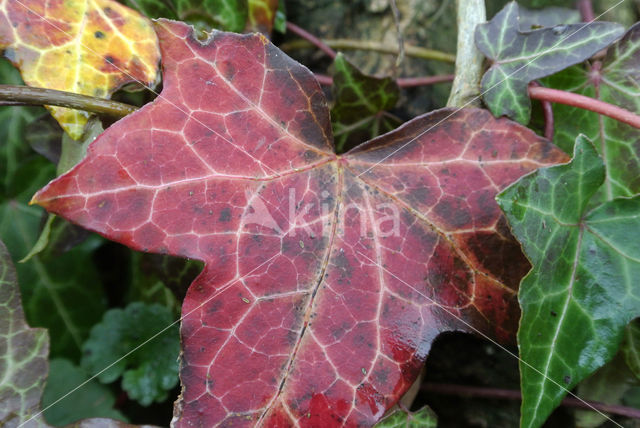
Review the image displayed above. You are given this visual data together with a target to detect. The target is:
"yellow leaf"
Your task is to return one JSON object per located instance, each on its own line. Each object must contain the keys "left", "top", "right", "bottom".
{"left": 0, "top": 0, "right": 160, "bottom": 139}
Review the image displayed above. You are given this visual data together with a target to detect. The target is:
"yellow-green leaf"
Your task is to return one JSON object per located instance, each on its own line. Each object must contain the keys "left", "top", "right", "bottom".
{"left": 0, "top": 0, "right": 160, "bottom": 139}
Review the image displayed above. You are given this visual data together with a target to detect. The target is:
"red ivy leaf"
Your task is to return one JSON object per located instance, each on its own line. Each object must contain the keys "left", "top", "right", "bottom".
{"left": 33, "top": 19, "right": 568, "bottom": 426}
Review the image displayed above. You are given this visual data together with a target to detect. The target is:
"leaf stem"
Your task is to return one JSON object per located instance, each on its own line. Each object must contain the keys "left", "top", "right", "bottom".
{"left": 446, "top": 0, "right": 486, "bottom": 108}
{"left": 314, "top": 74, "right": 454, "bottom": 88}
{"left": 279, "top": 39, "right": 456, "bottom": 63}
{"left": 530, "top": 81, "right": 554, "bottom": 140}
{"left": 422, "top": 383, "right": 640, "bottom": 419}
{"left": 0, "top": 85, "right": 138, "bottom": 118}
{"left": 578, "top": 0, "right": 596, "bottom": 22}
{"left": 285, "top": 21, "right": 337, "bottom": 59}
{"left": 528, "top": 86, "right": 640, "bottom": 130}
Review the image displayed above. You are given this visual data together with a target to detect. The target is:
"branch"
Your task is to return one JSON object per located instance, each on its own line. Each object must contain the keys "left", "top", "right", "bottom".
{"left": 279, "top": 39, "right": 456, "bottom": 63}
{"left": 285, "top": 21, "right": 336, "bottom": 59}
{"left": 0, "top": 85, "right": 137, "bottom": 118}
{"left": 314, "top": 74, "right": 454, "bottom": 88}
{"left": 529, "top": 86, "right": 640, "bottom": 130}
{"left": 422, "top": 383, "right": 640, "bottom": 420}
{"left": 446, "top": 0, "right": 486, "bottom": 108}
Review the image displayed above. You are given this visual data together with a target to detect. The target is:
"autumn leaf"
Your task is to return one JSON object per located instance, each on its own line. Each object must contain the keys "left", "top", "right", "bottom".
{"left": 0, "top": 0, "right": 160, "bottom": 139}
{"left": 475, "top": 2, "right": 623, "bottom": 124}
{"left": 497, "top": 137, "right": 640, "bottom": 428}
{"left": 33, "top": 20, "right": 567, "bottom": 426}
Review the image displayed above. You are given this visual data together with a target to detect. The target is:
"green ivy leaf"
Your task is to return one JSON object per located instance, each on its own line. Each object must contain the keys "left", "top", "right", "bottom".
{"left": 123, "top": 0, "right": 247, "bottom": 32}
{"left": 475, "top": 2, "right": 623, "bottom": 124}
{"left": 543, "top": 23, "right": 640, "bottom": 204}
{"left": 574, "top": 353, "right": 634, "bottom": 428}
{"left": 330, "top": 53, "right": 400, "bottom": 152}
{"left": 121, "top": 0, "right": 178, "bottom": 20}
{"left": 0, "top": 59, "right": 46, "bottom": 196}
{"left": 518, "top": 6, "right": 580, "bottom": 31}
{"left": 128, "top": 252, "right": 203, "bottom": 309}
{"left": 622, "top": 319, "right": 640, "bottom": 380}
{"left": 374, "top": 405, "right": 438, "bottom": 427}
{"left": 0, "top": 157, "right": 106, "bottom": 361}
{"left": 81, "top": 302, "right": 180, "bottom": 406}
{"left": 42, "top": 359, "right": 127, "bottom": 426}
{"left": 176, "top": 0, "right": 248, "bottom": 32}
{"left": 497, "top": 136, "right": 640, "bottom": 428}
{"left": 0, "top": 239, "right": 49, "bottom": 426}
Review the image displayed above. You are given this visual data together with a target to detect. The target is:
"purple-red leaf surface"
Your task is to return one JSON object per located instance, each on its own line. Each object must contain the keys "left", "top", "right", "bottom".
{"left": 33, "top": 19, "right": 568, "bottom": 427}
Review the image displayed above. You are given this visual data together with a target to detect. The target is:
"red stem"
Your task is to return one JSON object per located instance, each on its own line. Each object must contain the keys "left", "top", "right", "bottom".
{"left": 530, "top": 82, "right": 554, "bottom": 140}
{"left": 578, "top": 0, "right": 595, "bottom": 22}
{"left": 286, "top": 21, "right": 337, "bottom": 59}
{"left": 422, "top": 383, "right": 640, "bottom": 419}
{"left": 529, "top": 86, "right": 640, "bottom": 130}
{"left": 314, "top": 74, "right": 454, "bottom": 88}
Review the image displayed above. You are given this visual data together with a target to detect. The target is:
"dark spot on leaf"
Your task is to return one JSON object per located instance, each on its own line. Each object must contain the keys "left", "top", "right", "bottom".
{"left": 94, "top": 31, "right": 105, "bottom": 39}
{"left": 218, "top": 207, "right": 231, "bottom": 222}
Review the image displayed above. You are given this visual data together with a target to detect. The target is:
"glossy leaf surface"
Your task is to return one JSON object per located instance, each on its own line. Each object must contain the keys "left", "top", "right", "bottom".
{"left": 331, "top": 53, "right": 400, "bottom": 153}
{"left": 81, "top": 302, "right": 180, "bottom": 406}
{"left": 475, "top": 2, "right": 623, "bottom": 124}
{"left": 0, "top": 239, "right": 49, "bottom": 427}
{"left": 0, "top": 0, "right": 160, "bottom": 138}
{"left": 33, "top": 20, "right": 567, "bottom": 426}
{"left": 497, "top": 137, "right": 640, "bottom": 428}
{"left": 544, "top": 23, "right": 640, "bottom": 204}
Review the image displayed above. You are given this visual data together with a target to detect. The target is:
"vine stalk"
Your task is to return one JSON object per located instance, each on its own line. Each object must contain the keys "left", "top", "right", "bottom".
{"left": 446, "top": 0, "right": 486, "bottom": 107}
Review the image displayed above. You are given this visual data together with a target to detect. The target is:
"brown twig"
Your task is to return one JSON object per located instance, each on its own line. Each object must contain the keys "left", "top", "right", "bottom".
{"left": 279, "top": 39, "right": 456, "bottom": 63}
{"left": 0, "top": 85, "right": 137, "bottom": 117}
{"left": 422, "top": 383, "right": 640, "bottom": 419}
{"left": 285, "top": 21, "right": 337, "bottom": 59}
{"left": 529, "top": 85, "right": 640, "bottom": 130}
{"left": 314, "top": 74, "right": 454, "bottom": 88}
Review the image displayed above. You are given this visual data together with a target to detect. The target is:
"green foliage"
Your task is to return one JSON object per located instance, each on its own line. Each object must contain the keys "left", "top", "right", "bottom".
{"left": 42, "top": 359, "right": 127, "bottom": 426}
{"left": 497, "top": 137, "right": 640, "bottom": 428}
{"left": 81, "top": 302, "right": 180, "bottom": 406}
{"left": 124, "top": 0, "right": 249, "bottom": 32}
{"left": 0, "top": 59, "right": 45, "bottom": 196}
{"left": 476, "top": 2, "right": 623, "bottom": 124}
{"left": 622, "top": 320, "right": 640, "bottom": 380}
{"left": 375, "top": 406, "right": 438, "bottom": 428}
{"left": 0, "top": 152, "right": 105, "bottom": 361}
{"left": 574, "top": 354, "right": 634, "bottom": 428}
{"left": 330, "top": 53, "right": 400, "bottom": 152}
{"left": 0, "top": 239, "right": 49, "bottom": 426}
{"left": 544, "top": 23, "right": 640, "bottom": 203}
